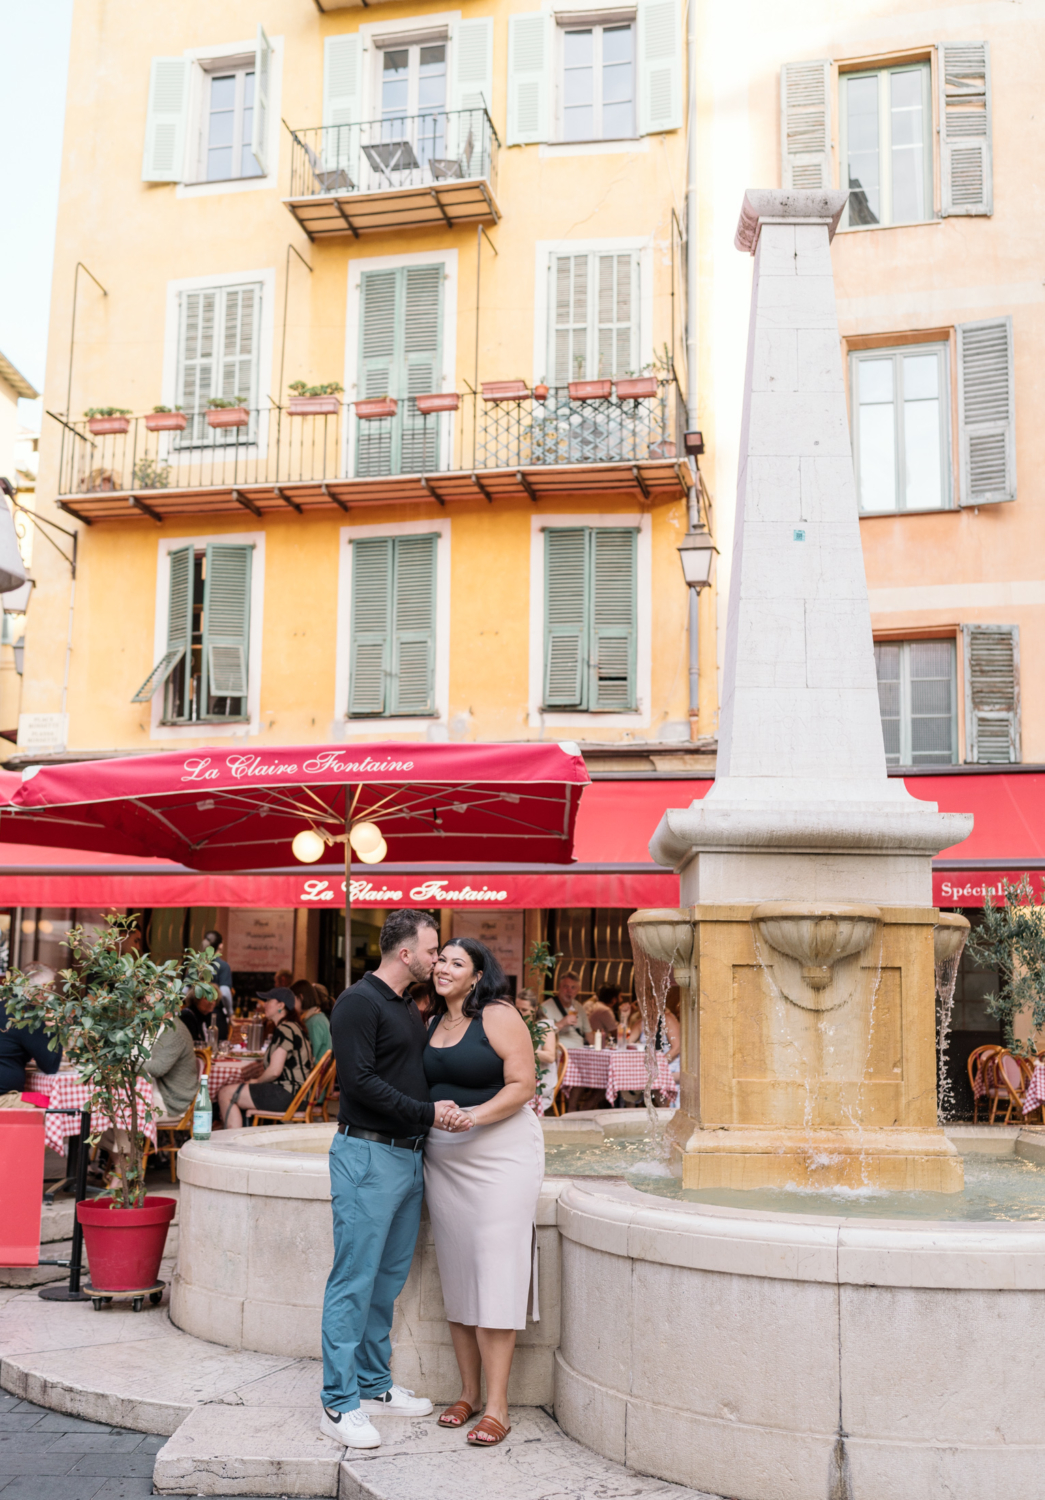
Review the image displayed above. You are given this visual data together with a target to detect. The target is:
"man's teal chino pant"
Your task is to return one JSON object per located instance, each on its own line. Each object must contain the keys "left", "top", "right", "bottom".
{"left": 320, "top": 1130, "right": 424, "bottom": 1412}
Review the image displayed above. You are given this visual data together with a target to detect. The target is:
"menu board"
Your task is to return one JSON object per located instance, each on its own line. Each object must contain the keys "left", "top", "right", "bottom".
{"left": 226, "top": 908, "right": 295, "bottom": 972}
{"left": 450, "top": 909, "right": 524, "bottom": 988}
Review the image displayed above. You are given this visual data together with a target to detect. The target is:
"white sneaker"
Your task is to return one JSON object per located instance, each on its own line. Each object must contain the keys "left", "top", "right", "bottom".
{"left": 320, "top": 1406, "right": 381, "bottom": 1449}
{"left": 360, "top": 1384, "right": 434, "bottom": 1416}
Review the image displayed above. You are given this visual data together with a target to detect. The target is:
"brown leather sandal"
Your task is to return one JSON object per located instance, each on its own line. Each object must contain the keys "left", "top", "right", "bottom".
{"left": 438, "top": 1401, "right": 475, "bottom": 1428}
{"left": 466, "top": 1414, "right": 511, "bottom": 1446}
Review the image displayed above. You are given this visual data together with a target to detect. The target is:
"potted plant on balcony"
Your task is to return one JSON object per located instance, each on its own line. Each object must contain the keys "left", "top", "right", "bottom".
{"left": 567, "top": 379, "right": 613, "bottom": 401}
{"left": 355, "top": 396, "right": 398, "bottom": 420}
{"left": 85, "top": 407, "right": 132, "bottom": 435}
{"left": 533, "top": 379, "right": 550, "bottom": 403}
{"left": 144, "top": 405, "right": 187, "bottom": 433}
{"left": 206, "top": 396, "right": 250, "bottom": 429}
{"left": 414, "top": 392, "right": 460, "bottom": 415}
{"left": 0, "top": 916, "right": 218, "bottom": 1295}
{"left": 287, "top": 381, "right": 343, "bottom": 416}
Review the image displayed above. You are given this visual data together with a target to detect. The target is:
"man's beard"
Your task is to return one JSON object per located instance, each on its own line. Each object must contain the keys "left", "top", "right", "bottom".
{"left": 406, "top": 951, "right": 435, "bottom": 985}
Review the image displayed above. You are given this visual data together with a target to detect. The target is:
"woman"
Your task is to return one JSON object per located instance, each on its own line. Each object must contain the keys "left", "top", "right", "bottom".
{"left": 588, "top": 984, "right": 620, "bottom": 1042}
{"left": 218, "top": 988, "right": 313, "bottom": 1128}
{"left": 516, "top": 987, "right": 557, "bottom": 1111}
{"left": 423, "top": 939, "right": 543, "bottom": 1448}
{"left": 292, "top": 979, "right": 331, "bottom": 1062}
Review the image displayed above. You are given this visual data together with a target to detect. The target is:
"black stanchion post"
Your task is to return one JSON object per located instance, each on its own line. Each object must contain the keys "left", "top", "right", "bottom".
{"left": 39, "top": 1108, "right": 90, "bottom": 1302}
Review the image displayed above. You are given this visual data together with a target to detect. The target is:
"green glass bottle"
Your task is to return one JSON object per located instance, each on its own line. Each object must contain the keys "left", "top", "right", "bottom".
{"left": 192, "top": 1075, "right": 212, "bottom": 1141}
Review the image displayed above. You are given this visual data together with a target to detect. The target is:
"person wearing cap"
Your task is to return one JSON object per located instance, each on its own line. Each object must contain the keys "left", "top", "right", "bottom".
{"left": 218, "top": 988, "right": 314, "bottom": 1128}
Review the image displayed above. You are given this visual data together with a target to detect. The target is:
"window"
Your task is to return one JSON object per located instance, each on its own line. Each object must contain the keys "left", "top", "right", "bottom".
{"left": 559, "top": 22, "right": 635, "bottom": 141}
{"left": 850, "top": 345, "right": 949, "bottom": 512}
{"left": 355, "top": 264, "right": 443, "bottom": 476}
{"left": 203, "top": 65, "right": 264, "bottom": 182}
{"left": 349, "top": 535, "right": 437, "bottom": 716}
{"left": 874, "top": 640, "right": 957, "bottom": 766}
{"left": 176, "top": 283, "right": 261, "bottom": 442}
{"left": 840, "top": 63, "right": 932, "bottom": 228}
{"left": 133, "top": 543, "right": 253, "bottom": 723}
{"left": 543, "top": 527, "right": 637, "bottom": 711}
{"left": 551, "top": 252, "right": 639, "bottom": 383}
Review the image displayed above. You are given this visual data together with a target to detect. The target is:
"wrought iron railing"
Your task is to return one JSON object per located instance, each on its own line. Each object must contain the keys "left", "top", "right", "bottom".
{"left": 53, "top": 381, "right": 680, "bottom": 497}
{"left": 286, "top": 107, "right": 499, "bottom": 200}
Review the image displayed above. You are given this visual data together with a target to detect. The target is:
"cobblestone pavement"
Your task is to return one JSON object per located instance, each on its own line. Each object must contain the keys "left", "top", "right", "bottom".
{"left": 0, "top": 1391, "right": 272, "bottom": 1500}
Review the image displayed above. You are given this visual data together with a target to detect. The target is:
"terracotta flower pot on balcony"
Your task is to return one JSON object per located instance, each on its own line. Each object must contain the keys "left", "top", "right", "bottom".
{"left": 648, "top": 439, "right": 676, "bottom": 459}
{"left": 615, "top": 377, "right": 658, "bottom": 399}
{"left": 144, "top": 412, "right": 188, "bottom": 432}
{"left": 481, "top": 380, "right": 529, "bottom": 402}
{"left": 206, "top": 407, "right": 250, "bottom": 429}
{"left": 533, "top": 383, "right": 550, "bottom": 402}
{"left": 288, "top": 396, "right": 341, "bottom": 416}
{"left": 414, "top": 393, "right": 460, "bottom": 415}
{"left": 355, "top": 398, "right": 398, "bottom": 420}
{"left": 87, "top": 416, "right": 130, "bottom": 435}
{"left": 568, "top": 380, "right": 613, "bottom": 401}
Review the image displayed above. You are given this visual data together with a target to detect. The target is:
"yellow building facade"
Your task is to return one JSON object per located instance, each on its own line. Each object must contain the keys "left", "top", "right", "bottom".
{"left": 22, "top": 0, "right": 712, "bottom": 758}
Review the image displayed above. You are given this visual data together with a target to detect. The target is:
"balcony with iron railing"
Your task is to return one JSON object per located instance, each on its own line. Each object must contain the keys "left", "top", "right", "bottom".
{"left": 50, "top": 379, "right": 689, "bottom": 524}
{"left": 283, "top": 108, "right": 500, "bottom": 238}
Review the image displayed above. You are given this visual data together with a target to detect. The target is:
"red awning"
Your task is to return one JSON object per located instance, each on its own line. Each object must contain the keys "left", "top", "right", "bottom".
{"left": 0, "top": 770, "right": 1042, "bottom": 908}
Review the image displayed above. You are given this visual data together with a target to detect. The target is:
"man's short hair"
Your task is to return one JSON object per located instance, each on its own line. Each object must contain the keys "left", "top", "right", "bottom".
{"left": 203, "top": 930, "right": 223, "bottom": 948}
{"left": 560, "top": 970, "right": 580, "bottom": 984}
{"left": 379, "top": 909, "right": 439, "bottom": 956}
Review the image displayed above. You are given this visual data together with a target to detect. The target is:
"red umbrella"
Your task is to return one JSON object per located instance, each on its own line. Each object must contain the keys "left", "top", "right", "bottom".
{"left": 4, "top": 741, "right": 588, "bottom": 871}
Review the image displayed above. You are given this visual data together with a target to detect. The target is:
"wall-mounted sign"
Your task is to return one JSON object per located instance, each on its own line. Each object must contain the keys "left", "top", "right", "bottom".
{"left": 17, "top": 713, "right": 68, "bottom": 754}
{"left": 450, "top": 909, "right": 524, "bottom": 985}
{"left": 226, "top": 908, "right": 294, "bottom": 971}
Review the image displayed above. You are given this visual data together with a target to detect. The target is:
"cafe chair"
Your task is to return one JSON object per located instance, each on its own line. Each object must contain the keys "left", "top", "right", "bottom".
{"left": 247, "top": 1056, "right": 329, "bottom": 1127}
{"left": 990, "top": 1050, "right": 1027, "bottom": 1125}
{"left": 968, "top": 1044, "right": 1003, "bottom": 1123}
{"left": 549, "top": 1048, "right": 570, "bottom": 1118}
{"left": 154, "top": 1051, "right": 208, "bottom": 1182}
{"left": 318, "top": 1053, "right": 339, "bottom": 1123}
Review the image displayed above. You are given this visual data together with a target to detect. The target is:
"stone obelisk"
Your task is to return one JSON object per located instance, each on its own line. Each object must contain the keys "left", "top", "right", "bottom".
{"left": 648, "top": 191, "right": 972, "bottom": 1191}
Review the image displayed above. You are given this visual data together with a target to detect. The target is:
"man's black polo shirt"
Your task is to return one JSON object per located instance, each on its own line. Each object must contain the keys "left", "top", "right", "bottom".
{"left": 331, "top": 971, "right": 435, "bottom": 1137}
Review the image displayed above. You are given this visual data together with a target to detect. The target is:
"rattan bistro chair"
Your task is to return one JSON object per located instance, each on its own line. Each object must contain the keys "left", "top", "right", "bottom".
{"left": 549, "top": 1047, "right": 570, "bottom": 1117}
{"left": 968, "top": 1044, "right": 1003, "bottom": 1124}
{"left": 153, "top": 1049, "right": 210, "bottom": 1182}
{"left": 247, "top": 1055, "right": 330, "bottom": 1126}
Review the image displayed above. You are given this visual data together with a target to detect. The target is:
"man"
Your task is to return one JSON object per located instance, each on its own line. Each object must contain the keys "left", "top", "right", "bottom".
{"left": 145, "top": 1017, "right": 199, "bottom": 1120}
{"left": 541, "top": 970, "right": 590, "bottom": 1050}
{"left": 180, "top": 988, "right": 228, "bottom": 1045}
{"left": 320, "top": 909, "right": 464, "bottom": 1451}
{"left": 203, "top": 929, "right": 234, "bottom": 1021}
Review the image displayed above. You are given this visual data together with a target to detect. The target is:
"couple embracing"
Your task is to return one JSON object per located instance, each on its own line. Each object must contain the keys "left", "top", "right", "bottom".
{"left": 319, "top": 908, "right": 544, "bottom": 1451}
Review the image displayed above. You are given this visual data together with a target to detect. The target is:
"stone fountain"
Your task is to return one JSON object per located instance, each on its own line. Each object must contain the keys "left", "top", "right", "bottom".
{"left": 637, "top": 188, "right": 973, "bottom": 1192}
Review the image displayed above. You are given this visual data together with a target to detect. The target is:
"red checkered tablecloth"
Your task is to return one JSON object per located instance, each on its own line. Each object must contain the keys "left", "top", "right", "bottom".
{"left": 1023, "top": 1062, "right": 1045, "bottom": 1116}
{"left": 25, "top": 1068, "right": 159, "bottom": 1154}
{"left": 207, "top": 1056, "right": 262, "bottom": 1099}
{"left": 561, "top": 1047, "right": 678, "bottom": 1105}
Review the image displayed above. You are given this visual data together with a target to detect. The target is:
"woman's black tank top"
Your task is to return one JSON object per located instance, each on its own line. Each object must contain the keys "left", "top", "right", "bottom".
{"left": 423, "top": 1011, "right": 505, "bottom": 1106}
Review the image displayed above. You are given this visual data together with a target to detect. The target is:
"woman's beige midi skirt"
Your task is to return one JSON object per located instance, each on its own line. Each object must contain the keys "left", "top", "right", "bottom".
{"left": 423, "top": 1105, "right": 545, "bottom": 1330}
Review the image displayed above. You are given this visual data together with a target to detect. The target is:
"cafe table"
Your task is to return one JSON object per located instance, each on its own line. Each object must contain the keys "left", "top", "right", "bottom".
{"left": 207, "top": 1053, "right": 265, "bottom": 1100}
{"left": 24, "top": 1065, "right": 158, "bottom": 1154}
{"left": 560, "top": 1046, "right": 678, "bottom": 1106}
{"left": 1023, "top": 1061, "right": 1045, "bottom": 1118}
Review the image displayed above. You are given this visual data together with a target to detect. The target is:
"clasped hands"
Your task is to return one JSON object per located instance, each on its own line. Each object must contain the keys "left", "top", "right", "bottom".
{"left": 433, "top": 1100, "right": 475, "bottom": 1132}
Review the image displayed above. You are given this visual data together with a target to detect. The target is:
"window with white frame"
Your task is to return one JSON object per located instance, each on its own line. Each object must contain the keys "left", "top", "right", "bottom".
{"left": 201, "top": 62, "right": 264, "bottom": 182}
{"left": 348, "top": 533, "right": 438, "bottom": 717}
{"left": 378, "top": 37, "right": 449, "bottom": 165}
{"left": 850, "top": 344, "right": 950, "bottom": 513}
{"left": 874, "top": 639, "right": 957, "bottom": 766}
{"left": 550, "top": 251, "right": 639, "bottom": 383}
{"left": 175, "top": 283, "right": 262, "bottom": 442}
{"left": 839, "top": 62, "right": 932, "bottom": 229}
{"left": 559, "top": 19, "right": 635, "bottom": 141}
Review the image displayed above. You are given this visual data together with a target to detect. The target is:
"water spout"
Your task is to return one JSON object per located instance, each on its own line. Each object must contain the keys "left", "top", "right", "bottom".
{"left": 934, "top": 913, "right": 970, "bottom": 1121}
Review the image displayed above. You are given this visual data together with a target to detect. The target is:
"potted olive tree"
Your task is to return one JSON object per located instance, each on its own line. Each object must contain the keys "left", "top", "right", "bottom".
{"left": 0, "top": 915, "right": 216, "bottom": 1293}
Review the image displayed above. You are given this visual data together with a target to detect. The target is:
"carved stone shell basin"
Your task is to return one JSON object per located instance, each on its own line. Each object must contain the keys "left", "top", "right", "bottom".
{"left": 933, "top": 910, "right": 971, "bottom": 965}
{"left": 627, "top": 909, "right": 695, "bottom": 968}
{"left": 751, "top": 902, "right": 881, "bottom": 999}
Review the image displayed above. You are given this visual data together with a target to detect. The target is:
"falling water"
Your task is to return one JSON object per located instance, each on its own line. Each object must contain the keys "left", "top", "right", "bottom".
{"left": 935, "top": 951, "right": 962, "bottom": 1122}
{"left": 629, "top": 942, "right": 677, "bottom": 1155}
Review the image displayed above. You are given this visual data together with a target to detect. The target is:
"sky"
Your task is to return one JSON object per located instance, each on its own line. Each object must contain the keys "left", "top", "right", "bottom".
{"left": 0, "top": 0, "right": 74, "bottom": 429}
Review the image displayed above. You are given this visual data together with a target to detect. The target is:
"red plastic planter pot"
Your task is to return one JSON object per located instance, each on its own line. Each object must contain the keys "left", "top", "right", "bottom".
{"left": 87, "top": 416, "right": 130, "bottom": 435}
{"left": 287, "top": 396, "right": 341, "bottom": 416}
{"left": 568, "top": 380, "right": 613, "bottom": 401}
{"left": 355, "top": 398, "right": 397, "bottom": 419}
{"left": 615, "top": 377, "right": 658, "bottom": 399}
{"left": 144, "top": 412, "right": 188, "bottom": 431}
{"left": 77, "top": 1196, "right": 176, "bottom": 1291}
{"left": 206, "top": 407, "right": 250, "bottom": 428}
{"left": 414, "top": 393, "right": 460, "bottom": 415}
{"left": 0, "top": 1110, "right": 44, "bottom": 1266}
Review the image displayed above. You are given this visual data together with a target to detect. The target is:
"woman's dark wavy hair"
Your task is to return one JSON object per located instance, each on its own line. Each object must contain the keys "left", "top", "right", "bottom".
{"left": 428, "top": 937, "right": 511, "bottom": 1021}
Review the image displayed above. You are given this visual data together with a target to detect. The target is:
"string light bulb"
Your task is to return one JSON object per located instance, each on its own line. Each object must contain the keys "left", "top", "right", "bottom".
{"left": 356, "top": 835, "right": 388, "bottom": 865}
{"left": 291, "top": 829, "right": 326, "bottom": 864}
{"left": 349, "top": 821, "right": 383, "bottom": 856}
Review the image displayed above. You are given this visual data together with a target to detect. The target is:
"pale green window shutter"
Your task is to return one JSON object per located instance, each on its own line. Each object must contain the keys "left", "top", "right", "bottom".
{"left": 323, "top": 33, "right": 363, "bottom": 175}
{"left": 779, "top": 61, "right": 832, "bottom": 190}
{"left": 220, "top": 287, "right": 257, "bottom": 406}
{"left": 131, "top": 544, "right": 193, "bottom": 702}
{"left": 507, "top": 13, "right": 551, "bottom": 145}
{"left": 590, "top": 529, "right": 637, "bottom": 710}
{"left": 543, "top": 529, "right": 589, "bottom": 708}
{"left": 939, "top": 42, "right": 992, "bottom": 217}
{"left": 452, "top": 17, "right": 494, "bottom": 113}
{"left": 357, "top": 271, "right": 398, "bottom": 478}
{"left": 957, "top": 317, "right": 1014, "bottom": 506}
{"left": 202, "top": 543, "right": 252, "bottom": 714}
{"left": 637, "top": 0, "right": 682, "bottom": 135}
{"left": 963, "top": 624, "right": 1020, "bottom": 763}
{"left": 391, "top": 535, "right": 438, "bottom": 715}
{"left": 142, "top": 58, "right": 190, "bottom": 182}
{"left": 251, "top": 25, "right": 273, "bottom": 175}
{"left": 401, "top": 265, "right": 443, "bottom": 473}
{"left": 178, "top": 290, "right": 217, "bottom": 418}
{"left": 350, "top": 539, "right": 393, "bottom": 715}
